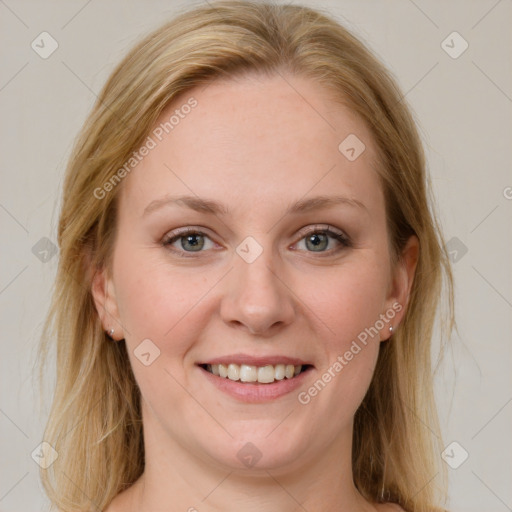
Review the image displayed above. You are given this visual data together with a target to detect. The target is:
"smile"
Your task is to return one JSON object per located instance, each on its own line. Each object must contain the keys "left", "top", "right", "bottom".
{"left": 197, "top": 354, "right": 314, "bottom": 402}
{"left": 198, "top": 362, "right": 313, "bottom": 402}
{"left": 202, "top": 363, "right": 310, "bottom": 384}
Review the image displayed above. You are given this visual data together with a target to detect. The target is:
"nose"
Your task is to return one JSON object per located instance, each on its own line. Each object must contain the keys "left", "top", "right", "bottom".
{"left": 220, "top": 246, "right": 296, "bottom": 336}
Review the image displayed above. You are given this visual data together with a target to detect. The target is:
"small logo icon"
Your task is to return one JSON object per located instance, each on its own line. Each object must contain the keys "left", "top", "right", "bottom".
{"left": 31, "top": 32, "right": 59, "bottom": 59}
{"left": 134, "top": 338, "right": 161, "bottom": 366}
{"left": 236, "top": 442, "right": 263, "bottom": 468}
{"left": 31, "top": 441, "right": 58, "bottom": 469}
{"left": 441, "top": 32, "right": 468, "bottom": 59}
{"left": 339, "top": 134, "right": 366, "bottom": 161}
{"left": 32, "top": 237, "right": 58, "bottom": 263}
{"left": 236, "top": 236, "right": 263, "bottom": 264}
{"left": 445, "top": 236, "right": 468, "bottom": 264}
{"left": 441, "top": 441, "right": 469, "bottom": 469}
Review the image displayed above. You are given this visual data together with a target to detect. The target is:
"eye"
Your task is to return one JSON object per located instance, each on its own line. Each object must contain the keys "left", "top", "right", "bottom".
{"left": 294, "top": 225, "right": 351, "bottom": 254}
{"left": 162, "top": 228, "right": 216, "bottom": 256}
{"left": 162, "top": 224, "right": 351, "bottom": 258}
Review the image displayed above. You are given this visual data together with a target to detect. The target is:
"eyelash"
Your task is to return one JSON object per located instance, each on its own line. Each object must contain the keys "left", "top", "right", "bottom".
{"left": 161, "top": 225, "right": 352, "bottom": 258}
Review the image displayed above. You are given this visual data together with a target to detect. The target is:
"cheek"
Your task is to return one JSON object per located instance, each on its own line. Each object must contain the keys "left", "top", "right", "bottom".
{"left": 112, "top": 247, "right": 217, "bottom": 354}
{"left": 112, "top": 250, "right": 221, "bottom": 420}
{"left": 294, "top": 261, "right": 387, "bottom": 411}
{"left": 306, "top": 261, "right": 388, "bottom": 348}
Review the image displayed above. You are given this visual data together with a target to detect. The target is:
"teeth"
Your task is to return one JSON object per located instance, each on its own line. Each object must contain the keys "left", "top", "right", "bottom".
{"left": 206, "top": 363, "right": 303, "bottom": 383}
{"left": 258, "top": 365, "right": 275, "bottom": 383}
{"left": 218, "top": 364, "right": 228, "bottom": 378}
{"left": 240, "top": 364, "right": 257, "bottom": 382}
{"left": 227, "top": 363, "right": 240, "bottom": 381}
{"left": 274, "top": 364, "right": 285, "bottom": 380}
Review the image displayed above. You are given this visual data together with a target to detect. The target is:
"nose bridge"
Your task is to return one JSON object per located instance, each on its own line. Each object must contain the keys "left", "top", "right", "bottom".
{"left": 238, "top": 246, "right": 280, "bottom": 299}
{"left": 221, "top": 235, "right": 295, "bottom": 334}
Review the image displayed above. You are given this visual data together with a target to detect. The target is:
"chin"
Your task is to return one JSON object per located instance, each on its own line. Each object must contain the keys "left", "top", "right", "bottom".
{"left": 199, "top": 426, "right": 314, "bottom": 473}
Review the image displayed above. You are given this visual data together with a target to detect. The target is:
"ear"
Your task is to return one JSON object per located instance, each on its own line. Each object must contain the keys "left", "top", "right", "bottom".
{"left": 91, "top": 266, "right": 124, "bottom": 340}
{"left": 380, "top": 235, "right": 419, "bottom": 341}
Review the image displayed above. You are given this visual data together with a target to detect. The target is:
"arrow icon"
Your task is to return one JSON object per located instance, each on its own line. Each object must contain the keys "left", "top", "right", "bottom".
{"left": 31, "top": 31, "right": 59, "bottom": 59}
{"left": 31, "top": 441, "right": 58, "bottom": 468}
{"left": 236, "top": 441, "right": 263, "bottom": 467}
{"left": 445, "top": 449, "right": 455, "bottom": 458}
{"left": 441, "top": 441, "right": 468, "bottom": 469}
{"left": 32, "top": 237, "right": 58, "bottom": 262}
{"left": 441, "top": 31, "right": 468, "bottom": 59}
{"left": 445, "top": 237, "right": 467, "bottom": 263}
{"left": 236, "top": 236, "right": 263, "bottom": 263}
{"left": 339, "top": 134, "right": 365, "bottom": 161}
{"left": 134, "top": 339, "right": 161, "bottom": 366}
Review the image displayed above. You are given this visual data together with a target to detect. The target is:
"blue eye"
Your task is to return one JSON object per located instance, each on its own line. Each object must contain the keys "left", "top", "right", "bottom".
{"left": 163, "top": 229, "right": 214, "bottom": 254}
{"left": 296, "top": 228, "right": 351, "bottom": 253}
{"left": 162, "top": 225, "right": 351, "bottom": 257}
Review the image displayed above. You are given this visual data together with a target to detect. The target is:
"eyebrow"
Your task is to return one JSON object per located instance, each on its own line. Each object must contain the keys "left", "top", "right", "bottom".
{"left": 143, "top": 194, "right": 367, "bottom": 217}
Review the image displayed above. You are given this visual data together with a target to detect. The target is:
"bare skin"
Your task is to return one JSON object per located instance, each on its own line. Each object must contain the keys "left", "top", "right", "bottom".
{"left": 95, "top": 71, "right": 416, "bottom": 512}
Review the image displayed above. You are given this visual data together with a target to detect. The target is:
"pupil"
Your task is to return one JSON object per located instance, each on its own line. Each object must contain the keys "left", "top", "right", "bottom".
{"left": 183, "top": 234, "right": 204, "bottom": 251}
{"left": 307, "top": 233, "right": 327, "bottom": 251}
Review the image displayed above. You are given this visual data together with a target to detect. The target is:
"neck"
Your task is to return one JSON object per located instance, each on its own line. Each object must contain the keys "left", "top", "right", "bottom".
{"left": 126, "top": 411, "right": 376, "bottom": 512}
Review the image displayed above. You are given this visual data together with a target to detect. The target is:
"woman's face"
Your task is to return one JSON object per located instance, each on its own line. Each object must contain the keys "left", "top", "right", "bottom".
{"left": 93, "top": 72, "right": 414, "bottom": 474}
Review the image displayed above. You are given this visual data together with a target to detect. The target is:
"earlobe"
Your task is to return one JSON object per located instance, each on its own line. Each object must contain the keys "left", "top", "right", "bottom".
{"left": 91, "top": 267, "right": 123, "bottom": 340}
{"left": 381, "top": 235, "right": 419, "bottom": 340}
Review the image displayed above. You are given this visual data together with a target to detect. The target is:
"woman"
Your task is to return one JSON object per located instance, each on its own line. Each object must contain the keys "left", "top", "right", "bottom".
{"left": 38, "top": 1, "right": 454, "bottom": 511}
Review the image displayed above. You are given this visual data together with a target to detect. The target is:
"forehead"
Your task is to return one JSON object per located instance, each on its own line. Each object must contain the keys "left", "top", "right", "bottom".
{"left": 119, "top": 72, "right": 383, "bottom": 220}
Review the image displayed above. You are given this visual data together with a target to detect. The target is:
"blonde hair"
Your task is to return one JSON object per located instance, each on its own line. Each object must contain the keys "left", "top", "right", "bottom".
{"left": 37, "top": 1, "right": 454, "bottom": 511}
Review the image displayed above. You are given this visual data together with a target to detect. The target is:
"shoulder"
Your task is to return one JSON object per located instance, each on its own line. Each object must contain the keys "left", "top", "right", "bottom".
{"left": 373, "top": 504, "right": 406, "bottom": 512}
{"left": 373, "top": 504, "right": 446, "bottom": 512}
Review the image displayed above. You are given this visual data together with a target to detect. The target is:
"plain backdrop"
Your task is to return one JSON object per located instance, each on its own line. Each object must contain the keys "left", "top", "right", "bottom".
{"left": 0, "top": 1, "right": 511, "bottom": 511}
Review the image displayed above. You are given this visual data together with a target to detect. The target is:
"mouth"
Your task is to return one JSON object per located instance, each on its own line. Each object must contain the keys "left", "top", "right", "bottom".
{"left": 198, "top": 362, "right": 313, "bottom": 384}
{"left": 196, "top": 354, "right": 315, "bottom": 402}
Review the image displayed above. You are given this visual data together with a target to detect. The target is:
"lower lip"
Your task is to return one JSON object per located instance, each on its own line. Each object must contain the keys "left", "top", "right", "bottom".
{"left": 198, "top": 365, "right": 313, "bottom": 403}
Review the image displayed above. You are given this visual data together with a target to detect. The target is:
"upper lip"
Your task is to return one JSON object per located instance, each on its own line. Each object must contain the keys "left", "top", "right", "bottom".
{"left": 198, "top": 354, "right": 312, "bottom": 367}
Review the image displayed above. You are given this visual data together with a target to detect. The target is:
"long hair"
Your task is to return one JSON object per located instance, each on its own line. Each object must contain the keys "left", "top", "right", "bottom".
{"left": 37, "top": 2, "right": 454, "bottom": 510}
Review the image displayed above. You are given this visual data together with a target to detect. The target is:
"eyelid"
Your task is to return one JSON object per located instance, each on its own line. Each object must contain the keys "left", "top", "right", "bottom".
{"left": 162, "top": 226, "right": 212, "bottom": 240}
{"left": 294, "top": 224, "right": 348, "bottom": 241}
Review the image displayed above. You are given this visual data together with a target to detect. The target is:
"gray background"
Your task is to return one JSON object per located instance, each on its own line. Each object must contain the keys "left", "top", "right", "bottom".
{"left": 0, "top": 0, "right": 511, "bottom": 511}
